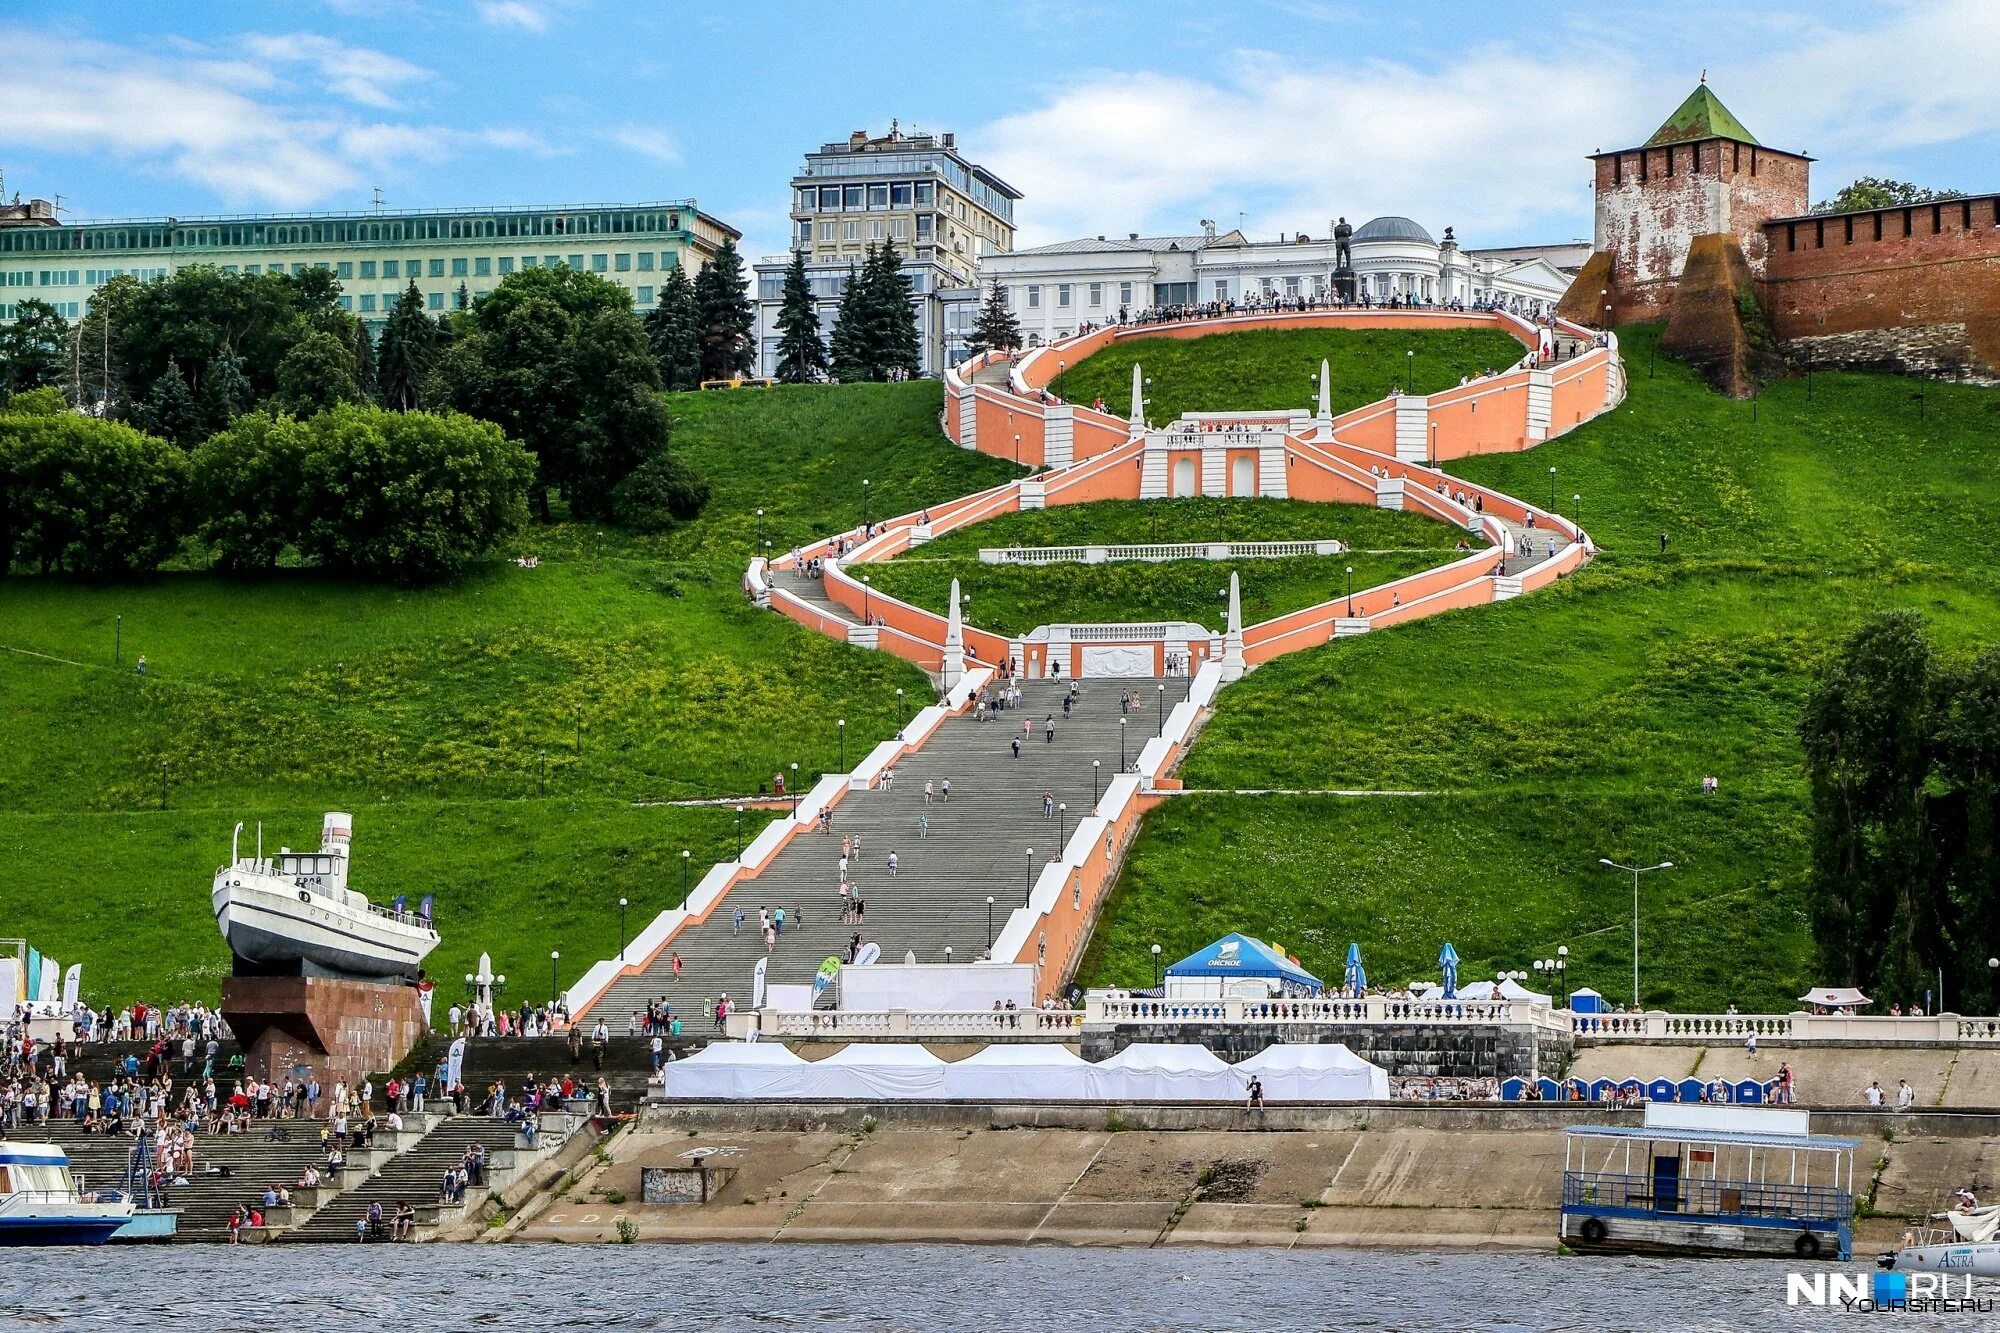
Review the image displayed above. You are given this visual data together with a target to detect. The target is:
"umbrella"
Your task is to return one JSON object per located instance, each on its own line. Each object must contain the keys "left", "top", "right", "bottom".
{"left": 1344, "top": 942, "right": 1367, "bottom": 993}
{"left": 1438, "top": 942, "right": 1461, "bottom": 999}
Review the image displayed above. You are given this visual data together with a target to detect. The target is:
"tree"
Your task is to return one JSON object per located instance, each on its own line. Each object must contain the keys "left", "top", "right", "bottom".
{"left": 864, "top": 243, "right": 921, "bottom": 380}
{"left": 352, "top": 322, "right": 379, "bottom": 403}
{"left": 199, "top": 349, "right": 252, "bottom": 434}
{"left": 1812, "top": 177, "right": 1966, "bottom": 215}
{"left": 967, "top": 283, "right": 1021, "bottom": 356}
{"left": 611, "top": 452, "right": 711, "bottom": 533}
{"left": 828, "top": 260, "right": 870, "bottom": 383}
{"left": 272, "top": 331, "right": 361, "bottom": 416}
{"left": 645, "top": 264, "right": 701, "bottom": 391}
{"left": 426, "top": 265, "right": 674, "bottom": 521}
{"left": 0, "top": 299, "right": 70, "bottom": 397}
{"left": 1801, "top": 611, "right": 1943, "bottom": 998}
{"left": 0, "top": 412, "right": 186, "bottom": 576}
{"left": 188, "top": 412, "right": 313, "bottom": 571}
{"left": 772, "top": 251, "right": 826, "bottom": 383}
{"left": 4, "top": 387, "right": 67, "bottom": 418}
{"left": 692, "top": 238, "right": 754, "bottom": 381}
{"left": 295, "top": 405, "right": 534, "bottom": 582}
{"left": 376, "top": 282, "right": 438, "bottom": 411}
{"left": 138, "top": 361, "right": 200, "bottom": 447}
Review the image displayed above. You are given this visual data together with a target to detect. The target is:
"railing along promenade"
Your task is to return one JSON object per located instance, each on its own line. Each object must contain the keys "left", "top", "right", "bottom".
{"left": 978, "top": 539, "right": 1348, "bottom": 566}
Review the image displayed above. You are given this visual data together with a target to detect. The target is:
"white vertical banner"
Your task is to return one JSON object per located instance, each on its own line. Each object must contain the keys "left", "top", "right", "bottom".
{"left": 752, "top": 957, "right": 769, "bottom": 1010}
{"left": 61, "top": 964, "right": 81, "bottom": 1011}
{"left": 446, "top": 1036, "right": 467, "bottom": 1089}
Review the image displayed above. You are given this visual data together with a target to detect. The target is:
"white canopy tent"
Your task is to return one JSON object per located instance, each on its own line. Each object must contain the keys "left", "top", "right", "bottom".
{"left": 1799, "top": 987, "right": 1871, "bottom": 1010}
{"left": 1412, "top": 979, "right": 1552, "bottom": 1005}
{"left": 1090, "top": 1043, "right": 1246, "bottom": 1102}
{"left": 665, "top": 1041, "right": 810, "bottom": 1099}
{"left": 939, "top": 1043, "right": 1095, "bottom": 1101}
{"left": 1236, "top": 1043, "right": 1388, "bottom": 1101}
{"left": 801, "top": 1042, "right": 948, "bottom": 1100}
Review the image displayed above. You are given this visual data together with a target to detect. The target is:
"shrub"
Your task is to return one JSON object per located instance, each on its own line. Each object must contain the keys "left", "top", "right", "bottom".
{"left": 0, "top": 412, "right": 186, "bottom": 576}
{"left": 3, "top": 386, "right": 68, "bottom": 418}
{"left": 611, "top": 452, "right": 711, "bottom": 533}
{"left": 189, "top": 413, "right": 313, "bottom": 571}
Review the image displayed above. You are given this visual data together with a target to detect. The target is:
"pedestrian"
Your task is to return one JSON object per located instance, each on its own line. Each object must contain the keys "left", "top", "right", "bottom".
{"left": 671, "top": 952, "right": 683, "bottom": 979}
{"left": 764, "top": 923, "right": 776, "bottom": 953}
{"left": 842, "top": 834, "right": 852, "bottom": 859}
{"left": 1045, "top": 715, "right": 1055, "bottom": 744}
{"left": 733, "top": 908, "right": 744, "bottom": 936}
{"left": 940, "top": 778, "right": 950, "bottom": 802}
{"left": 917, "top": 812, "right": 928, "bottom": 840}
{"left": 135, "top": 654, "right": 148, "bottom": 677}
{"left": 1659, "top": 533, "right": 1669, "bottom": 553}
{"left": 1012, "top": 736, "right": 1022, "bottom": 760}
{"left": 1864, "top": 1081, "right": 1884, "bottom": 1108}
{"left": 838, "top": 854, "right": 849, "bottom": 882}
{"left": 1246, "top": 1076, "right": 1265, "bottom": 1112}
{"left": 887, "top": 852, "right": 898, "bottom": 876}
{"left": 1062, "top": 695, "right": 1072, "bottom": 718}
{"left": 773, "top": 906, "right": 786, "bottom": 935}
{"left": 1897, "top": 1079, "right": 1915, "bottom": 1111}
{"left": 1043, "top": 791, "right": 1055, "bottom": 818}
{"left": 924, "top": 780, "right": 935, "bottom": 804}
{"left": 1745, "top": 1032, "right": 1758, "bottom": 1058}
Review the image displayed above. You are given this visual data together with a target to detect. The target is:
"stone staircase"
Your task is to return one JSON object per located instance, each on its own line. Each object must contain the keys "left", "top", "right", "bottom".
{"left": 277, "top": 1115, "right": 536, "bottom": 1243}
{"left": 589, "top": 674, "right": 1192, "bottom": 1021}
{"left": 449, "top": 1035, "right": 686, "bottom": 1114}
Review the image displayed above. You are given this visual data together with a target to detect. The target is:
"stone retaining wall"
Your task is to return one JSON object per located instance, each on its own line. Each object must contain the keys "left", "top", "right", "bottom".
{"left": 1080, "top": 1021, "right": 1572, "bottom": 1078}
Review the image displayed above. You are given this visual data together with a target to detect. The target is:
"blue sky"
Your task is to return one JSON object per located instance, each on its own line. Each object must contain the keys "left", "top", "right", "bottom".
{"left": 5, "top": 0, "right": 1998, "bottom": 259}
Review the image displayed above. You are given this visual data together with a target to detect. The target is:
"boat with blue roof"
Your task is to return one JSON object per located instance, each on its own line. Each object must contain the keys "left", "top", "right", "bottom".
{"left": 0, "top": 1142, "right": 136, "bottom": 1246}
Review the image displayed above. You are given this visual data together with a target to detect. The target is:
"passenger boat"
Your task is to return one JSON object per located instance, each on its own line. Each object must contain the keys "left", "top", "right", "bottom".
{"left": 1881, "top": 1201, "right": 2000, "bottom": 1275}
{"left": 0, "top": 1143, "right": 135, "bottom": 1245}
{"left": 212, "top": 813, "right": 438, "bottom": 981}
{"left": 1560, "top": 1103, "right": 1859, "bottom": 1260}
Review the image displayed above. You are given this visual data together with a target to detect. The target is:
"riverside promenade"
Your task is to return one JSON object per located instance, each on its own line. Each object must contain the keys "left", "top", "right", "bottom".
{"left": 568, "top": 308, "right": 1623, "bottom": 1026}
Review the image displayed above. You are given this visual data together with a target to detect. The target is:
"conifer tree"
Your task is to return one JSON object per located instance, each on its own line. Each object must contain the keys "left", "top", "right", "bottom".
{"left": 375, "top": 283, "right": 437, "bottom": 411}
{"left": 200, "top": 348, "right": 252, "bottom": 432}
{"left": 645, "top": 264, "right": 702, "bottom": 391}
{"left": 140, "top": 360, "right": 199, "bottom": 446}
{"left": 867, "top": 243, "right": 921, "bottom": 380}
{"left": 352, "top": 321, "right": 379, "bottom": 402}
{"left": 692, "top": 238, "right": 754, "bottom": 381}
{"left": 968, "top": 283, "right": 1021, "bottom": 355}
{"left": 827, "top": 258, "right": 870, "bottom": 383}
{"left": 772, "top": 251, "right": 826, "bottom": 383}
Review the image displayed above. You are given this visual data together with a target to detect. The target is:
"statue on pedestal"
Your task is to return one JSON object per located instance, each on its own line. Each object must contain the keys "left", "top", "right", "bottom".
{"left": 1332, "top": 216, "right": 1357, "bottom": 303}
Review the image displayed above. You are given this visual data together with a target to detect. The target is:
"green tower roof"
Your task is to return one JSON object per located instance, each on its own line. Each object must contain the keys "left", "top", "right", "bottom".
{"left": 1645, "top": 82, "right": 1759, "bottom": 147}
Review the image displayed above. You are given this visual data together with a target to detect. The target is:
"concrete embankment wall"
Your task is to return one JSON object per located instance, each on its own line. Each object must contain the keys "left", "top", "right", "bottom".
{"left": 515, "top": 1098, "right": 2000, "bottom": 1250}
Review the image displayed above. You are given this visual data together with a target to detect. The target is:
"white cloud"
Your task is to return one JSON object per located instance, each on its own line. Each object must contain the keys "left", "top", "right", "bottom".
{"left": 607, "top": 124, "right": 681, "bottom": 164}
{"left": 474, "top": 0, "right": 555, "bottom": 32}
{"left": 0, "top": 24, "right": 545, "bottom": 209}
{"left": 243, "top": 32, "right": 432, "bottom": 109}
{"left": 978, "top": 46, "right": 1650, "bottom": 249}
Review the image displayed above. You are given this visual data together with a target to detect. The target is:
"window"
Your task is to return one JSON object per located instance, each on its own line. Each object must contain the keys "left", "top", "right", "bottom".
{"left": 360, "top": 294, "right": 376, "bottom": 312}
{"left": 891, "top": 183, "right": 912, "bottom": 208}
{"left": 796, "top": 220, "right": 812, "bottom": 246}
{"left": 842, "top": 185, "right": 863, "bottom": 209}
{"left": 473, "top": 257, "right": 491, "bottom": 277}
{"left": 1088, "top": 282, "right": 1102, "bottom": 307}
{"left": 567, "top": 254, "right": 584, "bottom": 269}
{"left": 451, "top": 258, "right": 469, "bottom": 277}
{"left": 637, "top": 251, "right": 654, "bottom": 271}
{"left": 867, "top": 219, "right": 885, "bottom": 241}
{"left": 520, "top": 256, "right": 539, "bottom": 269}
{"left": 1026, "top": 285, "right": 1041, "bottom": 309}
{"left": 429, "top": 258, "right": 446, "bottom": 277}
{"left": 916, "top": 215, "right": 933, "bottom": 241}
{"left": 1119, "top": 282, "right": 1133, "bottom": 306}
{"left": 818, "top": 222, "right": 836, "bottom": 243}
{"left": 1057, "top": 283, "right": 1071, "bottom": 308}
{"left": 382, "top": 259, "right": 399, "bottom": 279}
{"left": 843, "top": 221, "right": 860, "bottom": 241}
{"left": 758, "top": 275, "right": 784, "bottom": 299}
{"left": 867, "top": 184, "right": 888, "bottom": 208}
{"left": 1284, "top": 276, "right": 1300, "bottom": 297}
{"left": 498, "top": 256, "right": 515, "bottom": 274}
{"left": 637, "top": 285, "right": 653, "bottom": 304}
{"left": 358, "top": 260, "right": 376, "bottom": 279}
{"left": 427, "top": 291, "right": 443, "bottom": 310}
{"left": 819, "top": 186, "right": 839, "bottom": 209}
{"left": 797, "top": 188, "right": 816, "bottom": 212}
{"left": 1153, "top": 282, "right": 1196, "bottom": 305}
{"left": 1212, "top": 279, "right": 1230, "bottom": 302}
{"left": 292, "top": 264, "right": 307, "bottom": 276}
{"left": 591, "top": 254, "right": 608, "bottom": 272}
{"left": 245, "top": 264, "right": 261, "bottom": 276}
{"left": 914, "top": 181, "right": 934, "bottom": 205}
{"left": 890, "top": 217, "right": 910, "bottom": 240}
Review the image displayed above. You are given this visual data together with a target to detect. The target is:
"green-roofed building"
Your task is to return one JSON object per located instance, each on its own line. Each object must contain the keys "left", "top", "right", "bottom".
{"left": 1568, "top": 80, "right": 1812, "bottom": 324}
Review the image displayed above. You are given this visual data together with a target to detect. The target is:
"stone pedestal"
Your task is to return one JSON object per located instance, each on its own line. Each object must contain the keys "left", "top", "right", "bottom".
{"left": 221, "top": 975, "right": 430, "bottom": 1089}
{"left": 1334, "top": 268, "right": 1358, "bottom": 303}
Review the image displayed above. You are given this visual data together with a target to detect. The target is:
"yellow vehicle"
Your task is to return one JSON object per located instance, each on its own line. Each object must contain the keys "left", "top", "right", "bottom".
{"left": 698, "top": 375, "right": 778, "bottom": 390}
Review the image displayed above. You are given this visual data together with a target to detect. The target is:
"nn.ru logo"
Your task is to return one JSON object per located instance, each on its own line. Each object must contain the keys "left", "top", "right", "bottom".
{"left": 1787, "top": 1271, "right": 1988, "bottom": 1310}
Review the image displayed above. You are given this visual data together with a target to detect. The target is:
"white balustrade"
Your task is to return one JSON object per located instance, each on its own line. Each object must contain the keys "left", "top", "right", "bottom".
{"left": 979, "top": 539, "right": 1346, "bottom": 567}
{"left": 754, "top": 1008, "right": 1085, "bottom": 1038}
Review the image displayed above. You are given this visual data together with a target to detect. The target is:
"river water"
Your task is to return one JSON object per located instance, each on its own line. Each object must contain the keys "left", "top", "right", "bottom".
{"left": 0, "top": 1244, "right": 1924, "bottom": 1330}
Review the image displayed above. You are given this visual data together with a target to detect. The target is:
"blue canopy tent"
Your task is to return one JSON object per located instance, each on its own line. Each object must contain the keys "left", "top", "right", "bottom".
{"left": 1438, "top": 943, "right": 1461, "bottom": 999}
{"left": 1163, "top": 933, "right": 1322, "bottom": 1000}
{"left": 1343, "top": 942, "right": 1367, "bottom": 994}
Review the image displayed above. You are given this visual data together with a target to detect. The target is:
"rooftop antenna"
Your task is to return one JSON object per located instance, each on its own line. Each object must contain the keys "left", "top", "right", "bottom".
{"left": 52, "top": 192, "right": 65, "bottom": 218}
{"left": 1700, "top": 69, "right": 1707, "bottom": 84}
{"left": 372, "top": 187, "right": 385, "bottom": 213}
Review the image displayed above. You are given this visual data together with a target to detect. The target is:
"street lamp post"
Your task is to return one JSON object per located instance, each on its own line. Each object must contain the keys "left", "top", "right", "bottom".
{"left": 1405, "top": 348, "right": 1415, "bottom": 392}
{"left": 789, "top": 763, "right": 799, "bottom": 816}
{"left": 160, "top": 760, "right": 169, "bottom": 811}
{"left": 1119, "top": 717, "right": 1127, "bottom": 770}
{"left": 861, "top": 576, "right": 871, "bottom": 623}
{"left": 1157, "top": 683, "right": 1166, "bottom": 738}
{"left": 550, "top": 950, "right": 561, "bottom": 1005}
{"left": 895, "top": 687, "right": 905, "bottom": 737}
{"left": 1345, "top": 565, "right": 1354, "bottom": 617}
{"left": 1014, "top": 433, "right": 1021, "bottom": 466}
{"left": 115, "top": 614, "right": 122, "bottom": 667}
{"left": 1572, "top": 493, "right": 1581, "bottom": 526}
{"left": 1151, "top": 943, "right": 1163, "bottom": 990}
{"left": 618, "top": 897, "right": 628, "bottom": 961}
{"left": 734, "top": 804, "right": 744, "bottom": 860}
{"left": 945, "top": 945, "right": 953, "bottom": 965}
{"left": 1429, "top": 420, "right": 1438, "bottom": 467}
{"left": 538, "top": 749, "right": 547, "bottom": 797}
{"left": 1548, "top": 466, "right": 1557, "bottom": 511}
{"left": 1024, "top": 848, "right": 1033, "bottom": 905}
{"left": 1058, "top": 801, "right": 1067, "bottom": 844}
{"left": 1556, "top": 946, "right": 1568, "bottom": 1007}
{"left": 861, "top": 478, "right": 870, "bottom": 529}
{"left": 1598, "top": 858, "right": 1674, "bottom": 1009}
{"left": 837, "top": 718, "right": 846, "bottom": 771}
{"left": 1092, "top": 759, "right": 1101, "bottom": 804}
{"left": 986, "top": 895, "right": 995, "bottom": 948}
{"left": 756, "top": 507, "right": 764, "bottom": 550}
{"left": 681, "top": 848, "right": 691, "bottom": 909}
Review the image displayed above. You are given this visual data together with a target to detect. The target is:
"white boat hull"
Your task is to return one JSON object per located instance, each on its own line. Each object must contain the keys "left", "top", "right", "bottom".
{"left": 1888, "top": 1242, "right": 2000, "bottom": 1276}
{"left": 213, "top": 878, "right": 436, "bottom": 981}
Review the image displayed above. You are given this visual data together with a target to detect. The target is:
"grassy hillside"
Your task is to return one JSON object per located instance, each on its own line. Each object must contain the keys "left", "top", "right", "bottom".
{"left": 0, "top": 381, "right": 1021, "bottom": 1005}
{"left": 1048, "top": 326, "right": 1526, "bottom": 424}
{"left": 1082, "top": 327, "right": 2000, "bottom": 1010}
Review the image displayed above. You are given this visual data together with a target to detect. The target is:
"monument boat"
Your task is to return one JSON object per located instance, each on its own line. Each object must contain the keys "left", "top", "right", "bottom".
{"left": 1880, "top": 1199, "right": 2000, "bottom": 1276}
{"left": 212, "top": 812, "right": 438, "bottom": 981}
{"left": 0, "top": 1143, "right": 135, "bottom": 1246}
{"left": 1560, "top": 1103, "right": 1858, "bottom": 1261}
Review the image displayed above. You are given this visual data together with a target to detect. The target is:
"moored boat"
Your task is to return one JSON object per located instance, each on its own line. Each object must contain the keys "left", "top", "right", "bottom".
{"left": 0, "top": 1143, "right": 135, "bottom": 1246}
{"left": 1882, "top": 1200, "right": 2000, "bottom": 1275}
{"left": 212, "top": 812, "right": 438, "bottom": 981}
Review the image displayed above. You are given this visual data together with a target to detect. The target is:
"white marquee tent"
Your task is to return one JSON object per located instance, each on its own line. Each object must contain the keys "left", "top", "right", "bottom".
{"left": 803, "top": 1042, "right": 948, "bottom": 1100}
{"left": 939, "top": 1043, "right": 1095, "bottom": 1101}
{"left": 1090, "top": 1043, "right": 1246, "bottom": 1102}
{"left": 666, "top": 1041, "right": 810, "bottom": 1099}
{"left": 1236, "top": 1043, "right": 1389, "bottom": 1101}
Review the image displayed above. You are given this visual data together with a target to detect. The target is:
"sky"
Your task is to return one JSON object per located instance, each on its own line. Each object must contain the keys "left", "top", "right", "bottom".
{"left": 4, "top": 0, "right": 1999, "bottom": 260}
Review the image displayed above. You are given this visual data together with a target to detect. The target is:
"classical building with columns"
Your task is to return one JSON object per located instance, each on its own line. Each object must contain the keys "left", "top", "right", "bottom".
{"left": 977, "top": 217, "right": 1580, "bottom": 347}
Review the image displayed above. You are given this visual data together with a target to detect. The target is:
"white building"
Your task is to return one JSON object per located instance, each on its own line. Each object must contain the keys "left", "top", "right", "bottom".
{"left": 976, "top": 217, "right": 1581, "bottom": 347}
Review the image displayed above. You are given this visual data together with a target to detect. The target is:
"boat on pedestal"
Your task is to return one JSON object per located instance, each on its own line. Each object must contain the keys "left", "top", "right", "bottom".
{"left": 212, "top": 812, "right": 438, "bottom": 981}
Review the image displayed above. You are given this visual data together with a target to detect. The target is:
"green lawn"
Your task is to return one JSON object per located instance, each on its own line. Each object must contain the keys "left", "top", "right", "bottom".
{"left": 1081, "top": 326, "right": 2000, "bottom": 1010}
{"left": 866, "top": 551, "right": 1442, "bottom": 637}
{"left": 1048, "top": 326, "right": 1527, "bottom": 425}
{"left": 0, "top": 381, "right": 1022, "bottom": 1004}
{"left": 913, "top": 497, "right": 1465, "bottom": 558}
